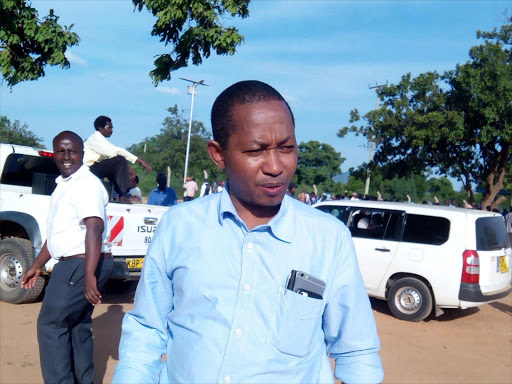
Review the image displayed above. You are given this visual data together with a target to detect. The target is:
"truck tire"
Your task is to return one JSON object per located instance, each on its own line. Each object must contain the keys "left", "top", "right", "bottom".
{"left": 0, "top": 238, "right": 45, "bottom": 304}
{"left": 387, "top": 277, "right": 433, "bottom": 322}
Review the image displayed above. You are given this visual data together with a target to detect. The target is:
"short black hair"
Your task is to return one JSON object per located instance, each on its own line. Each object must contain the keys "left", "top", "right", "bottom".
{"left": 94, "top": 115, "right": 112, "bottom": 131}
{"left": 52, "top": 130, "right": 84, "bottom": 152}
{"left": 211, "top": 80, "right": 295, "bottom": 148}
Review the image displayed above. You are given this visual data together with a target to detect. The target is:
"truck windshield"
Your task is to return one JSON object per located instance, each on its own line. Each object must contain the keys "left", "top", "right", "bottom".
{"left": 1, "top": 153, "right": 59, "bottom": 188}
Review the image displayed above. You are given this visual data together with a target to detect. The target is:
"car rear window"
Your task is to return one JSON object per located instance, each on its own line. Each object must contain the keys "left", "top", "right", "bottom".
{"left": 0, "top": 153, "right": 60, "bottom": 187}
{"left": 475, "top": 217, "right": 508, "bottom": 251}
{"left": 403, "top": 214, "right": 450, "bottom": 245}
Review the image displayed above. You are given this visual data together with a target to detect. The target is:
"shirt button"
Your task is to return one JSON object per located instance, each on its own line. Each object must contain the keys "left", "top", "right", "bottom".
{"left": 244, "top": 284, "right": 250, "bottom": 292}
{"left": 235, "top": 328, "right": 242, "bottom": 337}
{"left": 224, "top": 376, "right": 231, "bottom": 383}
{"left": 247, "top": 242, "right": 253, "bottom": 250}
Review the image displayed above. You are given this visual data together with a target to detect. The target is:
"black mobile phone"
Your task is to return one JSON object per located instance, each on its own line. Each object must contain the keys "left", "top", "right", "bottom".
{"left": 286, "top": 270, "right": 325, "bottom": 299}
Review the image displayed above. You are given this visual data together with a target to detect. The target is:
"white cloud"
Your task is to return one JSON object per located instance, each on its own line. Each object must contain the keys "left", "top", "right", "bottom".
{"left": 65, "top": 51, "right": 87, "bottom": 66}
{"left": 156, "top": 86, "right": 181, "bottom": 95}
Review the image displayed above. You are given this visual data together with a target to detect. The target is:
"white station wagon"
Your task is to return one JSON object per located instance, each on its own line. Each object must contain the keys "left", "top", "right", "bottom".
{"left": 314, "top": 200, "right": 512, "bottom": 321}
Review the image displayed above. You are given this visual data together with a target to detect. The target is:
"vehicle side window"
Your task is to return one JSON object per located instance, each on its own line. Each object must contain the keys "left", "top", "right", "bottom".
{"left": 316, "top": 205, "right": 350, "bottom": 224}
{"left": 347, "top": 208, "right": 402, "bottom": 241}
{"left": 403, "top": 214, "right": 450, "bottom": 245}
{"left": 383, "top": 212, "right": 403, "bottom": 241}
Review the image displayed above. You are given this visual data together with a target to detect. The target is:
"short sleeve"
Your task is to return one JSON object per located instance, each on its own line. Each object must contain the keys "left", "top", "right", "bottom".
{"left": 73, "top": 178, "right": 107, "bottom": 225}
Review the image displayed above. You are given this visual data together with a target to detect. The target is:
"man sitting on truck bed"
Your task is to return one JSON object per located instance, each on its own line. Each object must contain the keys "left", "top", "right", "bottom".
{"left": 84, "top": 115, "right": 152, "bottom": 200}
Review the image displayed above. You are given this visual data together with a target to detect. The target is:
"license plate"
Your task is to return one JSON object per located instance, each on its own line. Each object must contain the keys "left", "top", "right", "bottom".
{"left": 126, "top": 258, "right": 144, "bottom": 269}
{"left": 498, "top": 256, "right": 509, "bottom": 273}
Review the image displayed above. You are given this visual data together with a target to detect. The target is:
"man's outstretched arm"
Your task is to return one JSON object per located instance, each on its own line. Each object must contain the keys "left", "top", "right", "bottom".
{"left": 112, "top": 219, "right": 174, "bottom": 383}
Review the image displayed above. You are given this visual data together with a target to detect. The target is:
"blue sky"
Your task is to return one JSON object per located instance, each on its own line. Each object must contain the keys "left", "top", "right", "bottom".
{"left": 1, "top": 0, "right": 509, "bottom": 182}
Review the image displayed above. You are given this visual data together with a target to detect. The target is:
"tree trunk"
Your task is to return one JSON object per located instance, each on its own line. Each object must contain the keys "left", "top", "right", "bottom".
{"left": 481, "top": 141, "right": 510, "bottom": 210}
{"left": 481, "top": 168, "right": 506, "bottom": 210}
{"left": 492, "top": 195, "right": 506, "bottom": 210}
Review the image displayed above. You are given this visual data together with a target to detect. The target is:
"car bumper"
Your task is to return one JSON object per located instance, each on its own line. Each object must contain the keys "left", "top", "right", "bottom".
{"left": 458, "top": 282, "right": 512, "bottom": 303}
{"left": 111, "top": 258, "right": 142, "bottom": 280}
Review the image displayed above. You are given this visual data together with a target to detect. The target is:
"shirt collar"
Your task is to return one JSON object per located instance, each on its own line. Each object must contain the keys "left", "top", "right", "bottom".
{"left": 218, "top": 182, "right": 294, "bottom": 243}
{"left": 55, "top": 164, "right": 88, "bottom": 184}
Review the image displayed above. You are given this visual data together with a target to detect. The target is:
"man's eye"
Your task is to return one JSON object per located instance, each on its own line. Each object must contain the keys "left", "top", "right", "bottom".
{"left": 277, "top": 146, "right": 295, "bottom": 153}
{"left": 246, "top": 149, "right": 264, "bottom": 156}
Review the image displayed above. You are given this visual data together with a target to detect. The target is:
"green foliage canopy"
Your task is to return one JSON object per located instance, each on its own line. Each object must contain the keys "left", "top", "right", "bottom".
{"left": 0, "top": 115, "right": 43, "bottom": 147}
{"left": 0, "top": 1, "right": 79, "bottom": 87}
{"left": 339, "top": 22, "right": 512, "bottom": 209}
{"left": 1, "top": 1, "right": 250, "bottom": 87}
{"left": 133, "top": 0, "right": 250, "bottom": 85}
{"left": 295, "top": 140, "right": 345, "bottom": 192}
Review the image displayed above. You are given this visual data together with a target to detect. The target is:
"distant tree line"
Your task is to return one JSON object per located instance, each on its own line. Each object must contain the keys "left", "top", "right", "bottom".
{"left": 3, "top": 111, "right": 508, "bottom": 208}
{"left": 0, "top": 115, "right": 43, "bottom": 147}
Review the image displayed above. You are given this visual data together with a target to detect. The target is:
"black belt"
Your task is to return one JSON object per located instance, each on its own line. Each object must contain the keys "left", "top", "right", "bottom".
{"left": 60, "top": 253, "right": 112, "bottom": 262}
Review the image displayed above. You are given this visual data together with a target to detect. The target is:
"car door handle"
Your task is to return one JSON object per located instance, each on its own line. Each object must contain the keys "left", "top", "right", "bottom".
{"left": 375, "top": 248, "right": 391, "bottom": 252}
{"left": 144, "top": 217, "right": 158, "bottom": 225}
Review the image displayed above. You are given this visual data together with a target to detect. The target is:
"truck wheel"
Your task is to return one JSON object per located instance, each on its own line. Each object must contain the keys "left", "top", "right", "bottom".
{"left": 387, "top": 277, "right": 433, "bottom": 322}
{"left": 0, "top": 238, "right": 45, "bottom": 304}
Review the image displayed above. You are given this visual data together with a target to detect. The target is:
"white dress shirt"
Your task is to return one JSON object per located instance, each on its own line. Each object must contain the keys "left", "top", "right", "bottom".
{"left": 83, "top": 131, "right": 138, "bottom": 167}
{"left": 47, "top": 165, "right": 111, "bottom": 259}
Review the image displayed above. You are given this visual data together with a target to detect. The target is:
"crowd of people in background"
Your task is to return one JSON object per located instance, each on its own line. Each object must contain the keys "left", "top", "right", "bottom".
{"left": 126, "top": 171, "right": 510, "bottom": 223}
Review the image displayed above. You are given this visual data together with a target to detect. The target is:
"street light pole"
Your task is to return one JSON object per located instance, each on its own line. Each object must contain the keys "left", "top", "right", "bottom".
{"left": 180, "top": 78, "right": 208, "bottom": 186}
{"left": 365, "top": 82, "right": 386, "bottom": 196}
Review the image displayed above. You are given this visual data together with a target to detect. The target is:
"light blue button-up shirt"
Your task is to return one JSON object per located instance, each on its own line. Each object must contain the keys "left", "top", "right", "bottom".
{"left": 113, "top": 186, "right": 383, "bottom": 384}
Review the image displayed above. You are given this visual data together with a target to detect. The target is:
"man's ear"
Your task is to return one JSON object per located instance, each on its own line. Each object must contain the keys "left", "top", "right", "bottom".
{"left": 207, "top": 140, "right": 226, "bottom": 170}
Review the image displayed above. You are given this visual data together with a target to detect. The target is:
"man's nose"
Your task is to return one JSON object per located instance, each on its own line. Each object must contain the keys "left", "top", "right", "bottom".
{"left": 262, "top": 149, "right": 284, "bottom": 176}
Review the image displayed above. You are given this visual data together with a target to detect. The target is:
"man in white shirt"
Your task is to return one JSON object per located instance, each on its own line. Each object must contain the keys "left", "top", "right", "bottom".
{"left": 84, "top": 115, "right": 152, "bottom": 200}
{"left": 199, "top": 179, "right": 210, "bottom": 197}
{"left": 22, "top": 131, "right": 113, "bottom": 384}
{"left": 128, "top": 176, "right": 143, "bottom": 202}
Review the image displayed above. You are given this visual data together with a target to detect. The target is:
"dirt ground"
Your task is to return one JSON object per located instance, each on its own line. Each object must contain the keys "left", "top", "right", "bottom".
{"left": 1, "top": 282, "right": 511, "bottom": 384}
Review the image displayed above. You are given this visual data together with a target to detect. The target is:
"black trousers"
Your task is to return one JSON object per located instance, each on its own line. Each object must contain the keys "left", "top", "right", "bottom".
{"left": 89, "top": 156, "right": 132, "bottom": 195}
{"left": 37, "top": 257, "right": 113, "bottom": 384}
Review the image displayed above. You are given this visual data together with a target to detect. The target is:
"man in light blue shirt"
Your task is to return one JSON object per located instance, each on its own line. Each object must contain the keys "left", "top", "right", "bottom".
{"left": 113, "top": 81, "right": 383, "bottom": 384}
{"left": 147, "top": 173, "right": 178, "bottom": 207}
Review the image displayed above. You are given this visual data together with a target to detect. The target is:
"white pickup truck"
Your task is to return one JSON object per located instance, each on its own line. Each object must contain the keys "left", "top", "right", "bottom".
{"left": 0, "top": 143, "right": 169, "bottom": 304}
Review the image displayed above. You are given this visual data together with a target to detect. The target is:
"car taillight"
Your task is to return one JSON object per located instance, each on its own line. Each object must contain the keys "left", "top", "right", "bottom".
{"left": 38, "top": 150, "right": 54, "bottom": 158}
{"left": 461, "top": 250, "right": 480, "bottom": 284}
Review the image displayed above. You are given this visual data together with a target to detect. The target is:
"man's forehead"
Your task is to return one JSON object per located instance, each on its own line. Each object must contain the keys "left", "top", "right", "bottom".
{"left": 53, "top": 134, "right": 82, "bottom": 149}
{"left": 232, "top": 99, "right": 290, "bottom": 115}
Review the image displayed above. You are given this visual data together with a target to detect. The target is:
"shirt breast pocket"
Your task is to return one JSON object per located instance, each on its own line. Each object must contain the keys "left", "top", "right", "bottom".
{"left": 266, "top": 286, "right": 324, "bottom": 358}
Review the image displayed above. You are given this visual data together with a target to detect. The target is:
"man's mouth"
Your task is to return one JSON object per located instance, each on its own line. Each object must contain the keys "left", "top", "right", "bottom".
{"left": 62, "top": 162, "right": 73, "bottom": 167}
{"left": 259, "top": 183, "right": 286, "bottom": 195}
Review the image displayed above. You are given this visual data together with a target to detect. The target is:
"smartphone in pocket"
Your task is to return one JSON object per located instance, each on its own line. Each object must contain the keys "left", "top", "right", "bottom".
{"left": 286, "top": 270, "right": 325, "bottom": 299}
